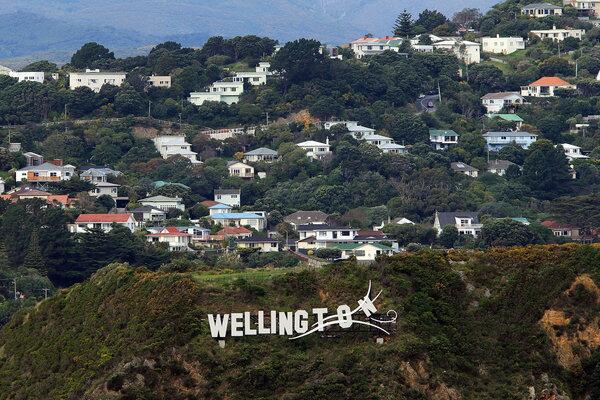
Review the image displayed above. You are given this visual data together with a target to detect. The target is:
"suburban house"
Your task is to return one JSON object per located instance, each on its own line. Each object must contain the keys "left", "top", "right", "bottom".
{"left": 379, "top": 143, "right": 408, "bottom": 154}
{"left": 297, "top": 223, "right": 361, "bottom": 250}
{"left": 146, "top": 227, "right": 193, "bottom": 252}
{"left": 148, "top": 75, "right": 171, "bottom": 88}
{"left": 483, "top": 131, "right": 538, "bottom": 151}
{"left": 542, "top": 220, "right": 581, "bottom": 241}
{"left": 9, "top": 71, "right": 45, "bottom": 83}
{"left": 521, "top": 3, "right": 563, "bottom": 17}
{"left": 232, "top": 62, "right": 271, "bottom": 86}
{"left": 565, "top": 0, "right": 600, "bottom": 16}
{"left": 16, "top": 162, "right": 76, "bottom": 183}
{"left": 487, "top": 159, "right": 519, "bottom": 176}
{"left": 188, "top": 80, "right": 244, "bottom": 105}
{"left": 139, "top": 195, "right": 185, "bottom": 211}
{"left": 213, "top": 226, "right": 253, "bottom": 240}
{"left": 208, "top": 203, "right": 233, "bottom": 216}
{"left": 451, "top": 162, "right": 479, "bottom": 177}
{"left": 214, "top": 188, "right": 241, "bottom": 207}
{"left": 152, "top": 135, "right": 200, "bottom": 164}
{"left": 131, "top": 206, "right": 167, "bottom": 223}
{"left": 236, "top": 236, "right": 280, "bottom": 252}
{"left": 486, "top": 113, "right": 524, "bottom": 129}
{"left": 210, "top": 212, "right": 267, "bottom": 231}
{"left": 521, "top": 77, "right": 576, "bottom": 97}
{"left": 80, "top": 167, "right": 122, "bottom": 183}
{"left": 481, "top": 35, "right": 526, "bottom": 54}
{"left": 284, "top": 211, "right": 329, "bottom": 228}
{"left": 227, "top": 161, "right": 255, "bottom": 179}
{"left": 0, "top": 65, "right": 12, "bottom": 75}
{"left": 243, "top": 148, "right": 279, "bottom": 163}
{"left": 430, "top": 129, "right": 459, "bottom": 150}
{"left": 89, "top": 182, "right": 120, "bottom": 198}
{"left": 350, "top": 36, "right": 403, "bottom": 58}
{"left": 70, "top": 213, "right": 138, "bottom": 233}
{"left": 69, "top": 69, "right": 126, "bottom": 92}
{"left": 558, "top": 143, "right": 589, "bottom": 160}
{"left": 352, "top": 230, "right": 391, "bottom": 244}
{"left": 297, "top": 139, "right": 332, "bottom": 160}
{"left": 325, "top": 120, "right": 376, "bottom": 137}
{"left": 23, "top": 152, "right": 44, "bottom": 167}
{"left": 432, "top": 40, "right": 481, "bottom": 64}
{"left": 434, "top": 211, "right": 483, "bottom": 237}
{"left": 0, "top": 187, "right": 71, "bottom": 208}
{"left": 481, "top": 92, "right": 524, "bottom": 113}
{"left": 530, "top": 26, "right": 585, "bottom": 42}
{"left": 332, "top": 243, "right": 396, "bottom": 261}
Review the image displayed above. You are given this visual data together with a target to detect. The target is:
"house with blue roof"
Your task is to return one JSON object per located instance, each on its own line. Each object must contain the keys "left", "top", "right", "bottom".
{"left": 208, "top": 203, "right": 233, "bottom": 216}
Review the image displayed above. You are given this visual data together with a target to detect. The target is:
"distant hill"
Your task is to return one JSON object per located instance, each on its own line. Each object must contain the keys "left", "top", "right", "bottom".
{"left": 0, "top": 0, "right": 498, "bottom": 65}
{"left": 0, "top": 245, "right": 599, "bottom": 399}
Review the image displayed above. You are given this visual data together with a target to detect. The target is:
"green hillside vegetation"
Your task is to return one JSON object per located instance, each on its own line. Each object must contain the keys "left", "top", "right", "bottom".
{"left": 2, "top": 245, "right": 600, "bottom": 399}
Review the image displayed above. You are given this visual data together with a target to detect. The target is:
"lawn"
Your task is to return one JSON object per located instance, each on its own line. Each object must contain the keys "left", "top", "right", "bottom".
{"left": 191, "top": 266, "right": 313, "bottom": 285}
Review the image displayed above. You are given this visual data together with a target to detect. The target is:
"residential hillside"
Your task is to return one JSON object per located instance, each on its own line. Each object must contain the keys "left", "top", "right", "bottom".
{"left": 1, "top": 245, "right": 600, "bottom": 399}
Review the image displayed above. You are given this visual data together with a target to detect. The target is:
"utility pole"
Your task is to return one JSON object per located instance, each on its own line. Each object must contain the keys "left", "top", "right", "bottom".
{"left": 148, "top": 100, "right": 152, "bottom": 118}
{"left": 64, "top": 104, "right": 68, "bottom": 120}
{"left": 576, "top": 60, "right": 578, "bottom": 78}
{"left": 437, "top": 81, "right": 442, "bottom": 102}
{"left": 12, "top": 278, "right": 17, "bottom": 300}
{"left": 264, "top": 112, "right": 270, "bottom": 126}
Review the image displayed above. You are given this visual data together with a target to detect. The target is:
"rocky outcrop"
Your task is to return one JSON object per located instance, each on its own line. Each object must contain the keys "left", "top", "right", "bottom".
{"left": 400, "top": 360, "right": 461, "bottom": 400}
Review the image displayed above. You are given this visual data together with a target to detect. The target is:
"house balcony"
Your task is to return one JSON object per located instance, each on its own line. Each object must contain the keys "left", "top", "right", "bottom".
{"left": 26, "top": 172, "right": 61, "bottom": 182}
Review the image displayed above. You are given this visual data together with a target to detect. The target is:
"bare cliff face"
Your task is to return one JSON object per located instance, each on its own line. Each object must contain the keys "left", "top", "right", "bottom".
{"left": 540, "top": 274, "right": 600, "bottom": 371}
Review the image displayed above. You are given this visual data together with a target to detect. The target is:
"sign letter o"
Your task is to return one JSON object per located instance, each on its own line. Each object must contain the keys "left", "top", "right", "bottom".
{"left": 337, "top": 305, "right": 353, "bottom": 329}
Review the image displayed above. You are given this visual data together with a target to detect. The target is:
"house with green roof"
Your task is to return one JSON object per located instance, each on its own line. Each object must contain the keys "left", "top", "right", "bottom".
{"left": 330, "top": 243, "right": 396, "bottom": 262}
{"left": 486, "top": 113, "right": 524, "bottom": 129}
{"left": 429, "top": 129, "right": 459, "bottom": 150}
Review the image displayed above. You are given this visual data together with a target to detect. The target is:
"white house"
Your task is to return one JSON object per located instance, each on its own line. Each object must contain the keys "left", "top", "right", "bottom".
{"left": 243, "top": 147, "right": 278, "bottom": 163}
{"left": 483, "top": 131, "right": 538, "bottom": 151}
{"left": 350, "top": 36, "right": 403, "bottom": 59}
{"left": 429, "top": 129, "right": 459, "bottom": 150}
{"left": 378, "top": 143, "right": 408, "bottom": 154}
{"left": 146, "top": 227, "right": 193, "bottom": 252}
{"left": 69, "top": 69, "right": 126, "bottom": 92}
{"left": 434, "top": 211, "right": 482, "bottom": 237}
{"left": 139, "top": 195, "right": 185, "bottom": 211}
{"left": 214, "top": 189, "right": 241, "bottom": 208}
{"left": 16, "top": 162, "right": 75, "bottom": 183}
{"left": 433, "top": 40, "right": 481, "bottom": 64}
{"left": 558, "top": 143, "right": 589, "bottom": 160}
{"left": 297, "top": 139, "right": 331, "bottom": 160}
{"left": 9, "top": 71, "right": 45, "bottom": 83}
{"left": 208, "top": 203, "right": 233, "bottom": 216}
{"left": 188, "top": 80, "right": 244, "bottom": 105}
{"left": 0, "top": 65, "right": 12, "bottom": 75}
{"left": 210, "top": 212, "right": 267, "bottom": 231}
{"left": 148, "top": 75, "right": 171, "bottom": 88}
{"left": 522, "top": 2, "right": 563, "bottom": 17}
{"left": 530, "top": 26, "right": 585, "bottom": 42}
{"left": 481, "top": 35, "right": 526, "bottom": 54}
{"left": 131, "top": 206, "right": 167, "bottom": 223}
{"left": 297, "top": 223, "right": 360, "bottom": 250}
{"left": 521, "top": 77, "right": 576, "bottom": 97}
{"left": 236, "top": 236, "right": 280, "bottom": 252}
{"left": 451, "top": 162, "right": 479, "bottom": 177}
{"left": 332, "top": 243, "right": 396, "bottom": 261}
{"left": 325, "top": 121, "right": 376, "bottom": 137}
{"left": 227, "top": 161, "right": 255, "bottom": 178}
{"left": 152, "top": 135, "right": 200, "bottom": 164}
{"left": 481, "top": 92, "right": 525, "bottom": 113}
{"left": 89, "top": 182, "right": 120, "bottom": 198}
{"left": 70, "top": 213, "right": 138, "bottom": 233}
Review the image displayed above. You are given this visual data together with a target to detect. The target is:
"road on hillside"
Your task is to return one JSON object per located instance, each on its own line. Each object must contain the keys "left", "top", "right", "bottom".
{"left": 416, "top": 94, "right": 439, "bottom": 113}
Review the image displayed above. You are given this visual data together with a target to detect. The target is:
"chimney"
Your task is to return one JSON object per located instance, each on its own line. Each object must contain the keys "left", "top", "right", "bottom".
{"left": 326, "top": 137, "right": 330, "bottom": 145}
{"left": 497, "top": 34, "right": 500, "bottom": 38}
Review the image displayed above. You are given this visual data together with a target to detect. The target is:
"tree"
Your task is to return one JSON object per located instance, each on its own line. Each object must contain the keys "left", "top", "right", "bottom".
{"left": 71, "top": 42, "right": 115, "bottom": 69}
{"left": 114, "top": 87, "right": 145, "bottom": 116}
{"left": 315, "top": 248, "right": 342, "bottom": 261}
{"left": 271, "top": 39, "right": 328, "bottom": 86}
{"left": 394, "top": 10, "right": 414, "bottom": 37}
{"left": 21, "top": 60, "right": 58, "bottom": 73}
{"left": 481, "top": 219, "right": 542, "bottom": 247}
{"left": 414, "top": 9, "right": 448, "bottom": 32}
{"left": 521, "top": 140, "right": 572, "bottom": 198}
{"left": 438, "top": 226, "right": 459, "bottom": 248}
{"left": 539, "top": 57, "right": 574, "bottom": 76}
{"left": 22, "top": 229, "right": 46, "bottom": 275}
{"left": 468, "top": 64, "right": 504, "bottom": 92}
{"left": 452, "top": 8, "right": 482, "bottom": 28}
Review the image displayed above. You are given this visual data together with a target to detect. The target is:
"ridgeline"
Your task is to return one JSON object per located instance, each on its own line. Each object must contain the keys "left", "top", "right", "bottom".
{"left": 1, "top": 245, "right": 600, "bottom": 399}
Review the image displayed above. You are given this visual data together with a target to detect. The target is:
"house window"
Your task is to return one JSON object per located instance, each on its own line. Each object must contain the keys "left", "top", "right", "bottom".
{"left": 354, "top": 250, "right": 365, "bottom": 257}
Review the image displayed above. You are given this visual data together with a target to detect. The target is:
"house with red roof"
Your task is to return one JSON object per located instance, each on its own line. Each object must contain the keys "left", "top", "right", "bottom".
{"left": 146, "top": 227, "right": 193, "bottom": 252}
{"left": 542, "top": 220, "right": 581, "bottom": 241}
{"left": 0, "top": 187, "right": 73, "bottom": 208}
{"left": 69, "top": 213, "right": 138, "bottom": 233}
{"left": 521, "top": 77, "right": 576, "bottom": 97}
{"left": 211, "top": 226, "right": 253, "bottom": 241}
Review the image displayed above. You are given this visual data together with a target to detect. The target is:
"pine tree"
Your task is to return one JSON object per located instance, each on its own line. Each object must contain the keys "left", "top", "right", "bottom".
{"left": 0, "top": 240, "right": 10, "bottom": 271}
{"left": 23, "top": 229, "right": 46, "bottom": 275}
{"left": 393, "top": 10, "right": 413, "bottom": 38}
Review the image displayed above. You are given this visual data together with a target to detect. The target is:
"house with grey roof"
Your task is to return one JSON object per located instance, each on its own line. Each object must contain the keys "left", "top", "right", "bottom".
{"left": 451, "top": 162, "right": 479, "bottom": 178}
{"left": 139, "top": 195, "right": 185, "bottom": 211}
{"left": 481, "top": 92, "right": 524, "bottom": 113}
{"left": 131, "top": 206, "right": 167, "bottom": 223}
{"left": 433, "top": 211, "right": 482, "bottom": 237}
{"left": 483, "top": 131, "right": 537, "bottom": 151}
{"left": 81, "top": 167, "right": 122, "bottom": 183}
{"left": 15, "top": 162, "right": 75, "bottom": 183}
{"left": 487, "top": 159, "right": 519, "bottom": 176}
{"left": 521, "top": 2, "right": 563, "bottom": 17}
{"left": 89, "top": 182, "right": 121, "bottom": 199}
{"left": 243, "top": 147, "right": 279, "bottom": 163}
{"left": 214, "top": 188, "right": 241, "bottom": 207}
{"left": 284, "top": 211, "right": 329, "bottom": 228}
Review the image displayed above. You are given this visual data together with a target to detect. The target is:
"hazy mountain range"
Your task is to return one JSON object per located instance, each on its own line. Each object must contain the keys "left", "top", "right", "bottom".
{"left": 0, "top": 0, "right": 497, "bottom": 67}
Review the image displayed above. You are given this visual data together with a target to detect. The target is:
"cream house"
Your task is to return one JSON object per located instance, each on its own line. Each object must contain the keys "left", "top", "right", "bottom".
{"left": 69, "top": 69, "right": 126, "bottom": 92}
{"left": 188, "top": 80, "right": 244, "bottom": 105}
{"left": 89, "top": 182, "right": 120, "bottom": 198}
{"left": 147, "top": 227, "right": 193, "bottom": 252}
{"left": 140, "top": 195, "right": 185, "bottom": 211}
{"left": 148, "top": 75, "right": 171, "bottom": 88}
{"left": 565, "top": 0, "right": 600, "bottom": 16}
{"left": 521, "top": 77, "right": 576, "bottom": 97}
{"left": 522, "top": 2, "right": 563, "bottom": 17}
{"left": 530, "top": 26, "right": 585, "bottom": 42}
{"left": 481, "top": 35, "right": 525, "bottom": 54}
{"left": 481, "top": 92, "right": 525, "bottom": 113}
{"left": 227, "top": 161, "right": 255, "bottom": 178}
{"left": 433, "top": 40, "right": 481, "bottom": 64}
{"left": 152, "top": 135, "right": 200, "bottom": 164}
{"left": 236, "top": 236, "right": 280, "bottom": 252}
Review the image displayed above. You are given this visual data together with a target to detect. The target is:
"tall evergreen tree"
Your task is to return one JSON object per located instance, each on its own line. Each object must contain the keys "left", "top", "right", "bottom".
{"left": 394, "top": 10, "right": 413, "bottom": 37}
{"left": 23, "top": 229, "right": 46, "bottom": 275}
{"left": 521, "top": 140, "right": 572, "bottom": 199}
{"left": 0, "top": 240, "right": 9, "bottom": 271}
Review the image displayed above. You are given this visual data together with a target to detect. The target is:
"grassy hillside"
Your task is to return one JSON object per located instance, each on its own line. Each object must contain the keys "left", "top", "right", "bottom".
{"left": 1, "top": 245, "right": 600, "bottom": 399}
